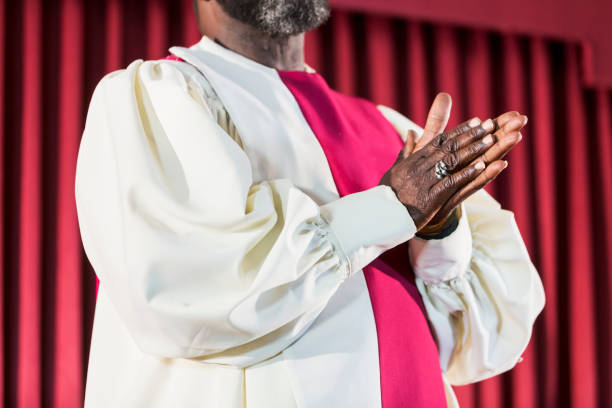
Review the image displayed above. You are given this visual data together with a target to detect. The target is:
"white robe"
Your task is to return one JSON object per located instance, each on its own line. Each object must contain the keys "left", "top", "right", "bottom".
{"left": 76, "top": 35, "right": 545, "bottom": 407}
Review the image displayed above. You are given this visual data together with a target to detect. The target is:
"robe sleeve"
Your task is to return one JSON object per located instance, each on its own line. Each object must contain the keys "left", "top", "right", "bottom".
{"left": 75, "top": 60, "right": 418, "bottom": 368}
{"left": 377, "top": 104, "right": 546, "bottom": 385}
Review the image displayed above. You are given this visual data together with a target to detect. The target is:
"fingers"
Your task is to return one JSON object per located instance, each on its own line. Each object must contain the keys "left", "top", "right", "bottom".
{"left": 425, "top": 111, "right": 522, "bottom": 157}
{"left": 400, "top": 129, "right": 418, "bottom": 159}
{"left": 439, "top": 160, "right": 508, "bottom": 212}
{"left": 451, "top": 118, "right": 495, "bottom": 150}
{"left": 419, "top": 93, "right": 452, "bottom": 148}
{"left": 423, "top": 119, "right": 484, "bottom": 155}
{"left": 421, "top": 119, "right": 494, "bottom": 171}
{"left": 412, "top": 111, "right": 525, "bottom": 180}
{"left": 443, "top": 132, "right": 496, "bottom": 171}
{"left": 494, "top": 111, "right": 520, "bottom": 129}
{"left": 444, "top": 111, "right": 518, "bottom": 151}
{"left": 501, "top": 114, "right": 528, "bottom": 132}
{"left": 430, "top": 112, "right": 525, "bottom": 219}
{"left": 480, "top": 131, "right": 521, "bottom": 163}
{"left": 431, "top": 160, "right": 486, "bottom": 199}
{"left": 416, "top": 116, "right": 479, "bottom": 152}
{"left": 479, "top": 115, "right": 527, "bottom": 163}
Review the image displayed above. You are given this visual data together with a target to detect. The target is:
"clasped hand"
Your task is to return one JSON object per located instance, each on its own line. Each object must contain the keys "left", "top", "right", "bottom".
{"left": 380, "top": 93, "right": 527, "bottom": 230}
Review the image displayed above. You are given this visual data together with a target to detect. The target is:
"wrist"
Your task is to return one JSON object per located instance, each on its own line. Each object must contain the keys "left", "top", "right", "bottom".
{"left": 416, "top": 207, "right": 462, "bottom": 239}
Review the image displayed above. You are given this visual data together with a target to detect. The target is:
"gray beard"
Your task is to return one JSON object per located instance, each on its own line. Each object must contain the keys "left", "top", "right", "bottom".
{"left": 215, "top": 0, "right": 330, "bottom": 37}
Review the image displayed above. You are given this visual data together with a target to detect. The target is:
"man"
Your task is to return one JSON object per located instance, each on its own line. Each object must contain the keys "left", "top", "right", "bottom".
{"left": 75, "top": 0, "right": 545, "bottom": 406}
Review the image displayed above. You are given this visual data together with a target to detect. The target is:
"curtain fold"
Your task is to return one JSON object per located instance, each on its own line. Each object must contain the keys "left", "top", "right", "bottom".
{"left": 529, "top": 37, "right": 558, "bottom": 408}
{"left": 19, "top": 0, "right": 41, "bottom": 407}
{"left": 2, "top": 0, "right": 611, "bottom": 406}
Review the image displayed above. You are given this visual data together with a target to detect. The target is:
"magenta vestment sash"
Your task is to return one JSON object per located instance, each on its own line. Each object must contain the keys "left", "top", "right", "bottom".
{"left": 278, "top": 70, "right": 447, "bottom": 408}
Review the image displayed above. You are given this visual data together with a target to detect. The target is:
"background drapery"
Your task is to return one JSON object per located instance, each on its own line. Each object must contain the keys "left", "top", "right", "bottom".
{"left": 2, "top": 0, "right": 611, "bottom": 407}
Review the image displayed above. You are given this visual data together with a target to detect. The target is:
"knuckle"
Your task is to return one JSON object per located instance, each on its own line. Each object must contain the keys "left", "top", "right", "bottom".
{"left": 470, "top": 142, "right": 483, "bottom": 155}
{"left": 459, "top": 123, "right": 472, "bottom": 135}
{"left": 456, "top": 169, "right": 471, "bottom": 184}
{"left": 470, "top": 126, "right": 484, "bottom": 139}
{"left": 433, "top": 133, "right": 447, "bottom": 147}
{"left": 442, "top": 176, "right": 454, "bottom": 190}
{"left": 492, "top": 118, "right": 501, "bottom": 132}
{"left": 442, "top": 138, "right": 458, "bottom": 153}
{"left": 444, "top": 153, "right": 458, "bottom": 169}
{"left": 448, "top": 126, "right": 464, "bottom": 139}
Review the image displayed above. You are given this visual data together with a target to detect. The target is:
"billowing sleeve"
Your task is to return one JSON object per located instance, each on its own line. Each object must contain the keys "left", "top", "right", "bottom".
{"left": 410, "top": 191, "right": 545, "bottom": 384}
{"left": 75, "top": 60, "right": 417, "bottom": 368}
{"left": 377, "top": 104, "right": 545, "bottom": 385}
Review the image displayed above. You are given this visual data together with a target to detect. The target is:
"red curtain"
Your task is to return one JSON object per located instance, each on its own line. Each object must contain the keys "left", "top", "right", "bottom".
{"left": 2, "top": 0, "right": 612, "bottom": 407}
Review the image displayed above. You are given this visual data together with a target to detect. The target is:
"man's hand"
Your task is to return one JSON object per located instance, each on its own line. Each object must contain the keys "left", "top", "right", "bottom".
{"left": 379, "top": 113, "right": 496, "bottom": 230}
{"left": 430, "top": 112, "right": 526, "bottom": 223}
{"left": 404, "top": 93, "right": 528, "bottom": 226}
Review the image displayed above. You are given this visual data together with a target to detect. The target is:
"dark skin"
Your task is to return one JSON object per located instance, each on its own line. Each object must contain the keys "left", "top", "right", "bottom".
{"left": 400, "top": 95, "right": 527, "bottom": 226}
{"left": 195, "top": 0, "right": 527, "bottom": 231}
{"left": 383, "top": 93, "right": 527, "bottom": 227}
{"left": 195, "top": 0, "right": 306, "bottom": 71}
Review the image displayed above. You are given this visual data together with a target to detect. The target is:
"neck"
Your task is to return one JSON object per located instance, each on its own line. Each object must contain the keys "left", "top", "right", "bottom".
{"left": 206, "top": 6, "right": 306, "bottom": 71}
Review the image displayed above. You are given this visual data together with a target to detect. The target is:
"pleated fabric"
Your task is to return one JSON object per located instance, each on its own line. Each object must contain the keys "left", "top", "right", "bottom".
{"left": 2, "top": 1, "right": 612, "bottom": 406}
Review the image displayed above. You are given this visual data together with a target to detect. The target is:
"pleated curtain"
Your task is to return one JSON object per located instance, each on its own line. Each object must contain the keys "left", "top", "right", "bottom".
{"left": 2, "top": 0, "right": 611, "bottom": 407}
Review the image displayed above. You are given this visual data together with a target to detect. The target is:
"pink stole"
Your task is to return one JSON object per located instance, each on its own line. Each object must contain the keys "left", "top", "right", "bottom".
{"left": 278, "top": 70, "right": 447, "bottom": 407}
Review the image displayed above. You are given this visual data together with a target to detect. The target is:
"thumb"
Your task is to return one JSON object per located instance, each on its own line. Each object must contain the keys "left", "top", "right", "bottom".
{"left": 415, "top": 92, "right": 452, "bottom": 151}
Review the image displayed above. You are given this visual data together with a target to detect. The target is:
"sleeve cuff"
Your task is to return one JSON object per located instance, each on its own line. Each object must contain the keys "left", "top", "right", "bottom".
{"left": 408, "top": 203, "right": 473, "bottom": 284}
{"left": 320, "top": 185, "right": 417, "bottom": 273}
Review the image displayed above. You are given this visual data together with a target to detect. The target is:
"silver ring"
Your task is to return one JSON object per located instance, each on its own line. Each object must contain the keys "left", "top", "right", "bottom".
{"left": 435, "top": 161, "right": 449, "bottom": 179}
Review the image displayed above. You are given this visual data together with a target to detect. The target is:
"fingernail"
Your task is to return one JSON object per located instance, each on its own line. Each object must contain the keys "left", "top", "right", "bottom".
{"left": 482, "top": 119, "right": 494, "bottom": 131}
{"left": 503, "top": 160, "right": 508, "bottom": 169}
{"left": 522, "top": 115, "right": 528, "bottom": 125}
{"left": 483, "top": 135, "right": 494, "bottom": 145}
{"left": 475, "top": 161, "right": 485, "bottom": 170}
{"left": 468, "top": 117, "right": 481, "bottom": 127}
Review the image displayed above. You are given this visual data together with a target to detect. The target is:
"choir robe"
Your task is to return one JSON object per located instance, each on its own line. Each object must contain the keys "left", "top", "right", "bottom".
{"left": 76, "top": 35, "right": 545, "bottom": 407}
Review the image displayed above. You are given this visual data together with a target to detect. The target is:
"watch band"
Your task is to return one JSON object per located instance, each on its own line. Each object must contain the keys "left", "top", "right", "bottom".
{"left": 415, "top": 207, "right": 461, "bottom": 240}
